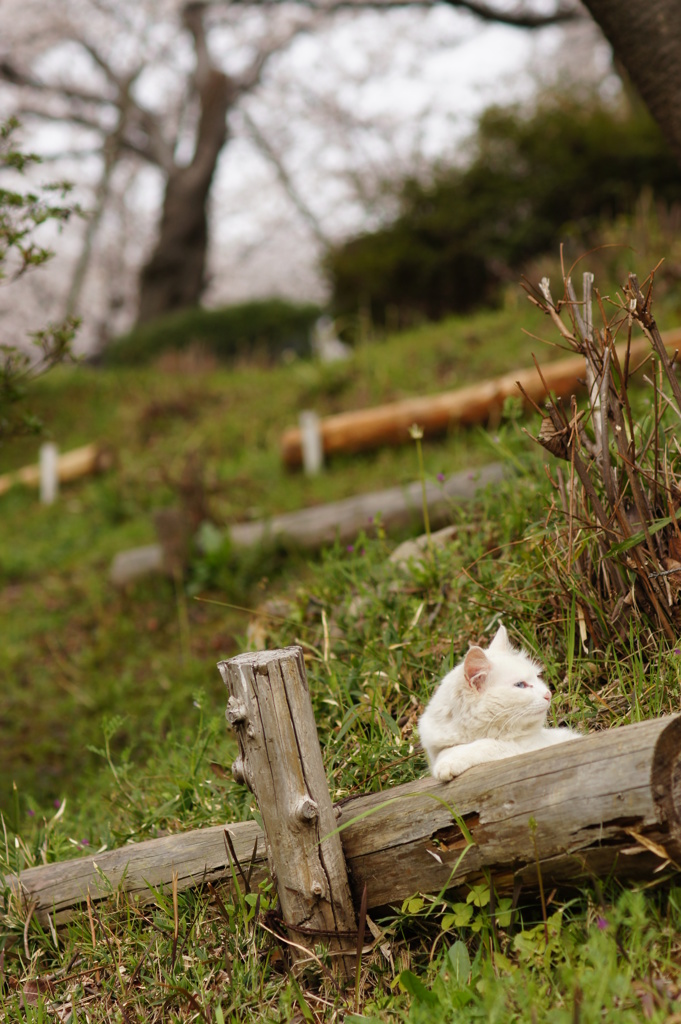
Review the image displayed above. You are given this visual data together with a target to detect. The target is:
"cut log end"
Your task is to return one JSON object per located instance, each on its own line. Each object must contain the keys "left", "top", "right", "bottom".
{"left": 652, "top": 715, "right": 681, "bottom": 852}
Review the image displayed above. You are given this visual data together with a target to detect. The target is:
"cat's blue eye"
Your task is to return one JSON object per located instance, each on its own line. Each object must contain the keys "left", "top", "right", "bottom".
{"left": 514, "top": 681, "right": 529, "bottom": 688}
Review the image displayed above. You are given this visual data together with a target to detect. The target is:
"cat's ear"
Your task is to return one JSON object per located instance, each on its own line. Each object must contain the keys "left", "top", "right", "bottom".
{"left": 464, "top": 646, "right": 491, "bottom": 691}
{"left": 488, "top": 623, "right": 512, "bottom": 654}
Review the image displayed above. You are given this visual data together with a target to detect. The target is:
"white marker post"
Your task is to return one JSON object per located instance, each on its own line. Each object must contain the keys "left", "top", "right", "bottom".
{"left": 299, "top": 410, "right": 324, "bottom": 476}
{"left": 39, "top": 442, "right": 59, "bottom": 505}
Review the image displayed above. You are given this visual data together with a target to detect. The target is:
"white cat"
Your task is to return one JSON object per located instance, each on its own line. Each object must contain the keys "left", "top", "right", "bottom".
{"left": 419, "top": 624, "right": 577, "bottom": 781}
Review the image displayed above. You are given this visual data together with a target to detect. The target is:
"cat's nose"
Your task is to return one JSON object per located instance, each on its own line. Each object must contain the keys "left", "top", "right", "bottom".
{"left": 544, "top": 693, "right": 551, "bottom": 702}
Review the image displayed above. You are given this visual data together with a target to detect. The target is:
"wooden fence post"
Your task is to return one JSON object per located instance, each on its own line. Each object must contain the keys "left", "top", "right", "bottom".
{"left": 217, "top": 646, "right": 357, "bottom": 981}
{"left": 39, "top": 442, "right": 59, "bottom": 505}
{"left": 299, "top": 409, "right": 324, "bottom": 476}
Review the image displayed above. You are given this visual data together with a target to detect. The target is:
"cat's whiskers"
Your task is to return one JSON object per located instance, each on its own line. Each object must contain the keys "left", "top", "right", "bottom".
{"left": 479, "top": 703, "right": 544, "bottom": 737}
{"left": 484, "top": 703, "right": 534, "bottom": 727}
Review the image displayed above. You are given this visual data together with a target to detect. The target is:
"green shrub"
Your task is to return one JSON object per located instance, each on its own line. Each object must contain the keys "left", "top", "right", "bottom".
{"left": 104, "top": 299, "right": 322, "bottom": 365}
{"left": 327, "top": 97, "right": 681, "bottom": 325}
{"left": 0, "top": 118, "right": 79, "bottom": 442}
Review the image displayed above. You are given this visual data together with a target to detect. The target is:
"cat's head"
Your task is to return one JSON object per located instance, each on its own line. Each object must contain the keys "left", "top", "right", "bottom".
{"left": 462, "top": 624, "right": 550, "bottom": 735}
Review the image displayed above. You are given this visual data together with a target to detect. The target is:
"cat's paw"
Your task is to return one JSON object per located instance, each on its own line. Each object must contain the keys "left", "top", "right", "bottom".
{"left": 542, "top": 727, "right": 579, "bottom": 745}
{"left": 432, "top": 751, "right": 471, "bottom": 781}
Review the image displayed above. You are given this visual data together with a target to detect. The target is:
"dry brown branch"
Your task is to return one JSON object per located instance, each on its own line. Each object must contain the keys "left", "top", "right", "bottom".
{"left": 524, "top": 265, "right": 681, "bottom": 650}
{"left": 225, "top": 0, "right": 583, "bottom": 31}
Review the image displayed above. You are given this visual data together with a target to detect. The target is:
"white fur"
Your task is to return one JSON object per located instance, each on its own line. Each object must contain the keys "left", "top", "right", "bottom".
{"left": 419, "top": 624, "right": 577, "bottom": 781}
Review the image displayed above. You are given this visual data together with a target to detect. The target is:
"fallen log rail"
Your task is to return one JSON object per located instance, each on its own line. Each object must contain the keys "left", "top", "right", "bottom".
{"left": 0, "top": 442, "right": 113, "bottom": 497}
{"left": 6, "top": 708, "right": 681, "bottom": 932}
{"left": 227, "top": 462, "right": 504, "bottom": 550}
{"left": 280, "top": 329, "right": 681, "bottom": 469}
{"left": 109, "top": 463, "right": 504, "bottom": 585}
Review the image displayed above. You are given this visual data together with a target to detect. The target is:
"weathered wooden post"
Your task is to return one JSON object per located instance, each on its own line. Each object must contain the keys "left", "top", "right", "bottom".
{"left": 39, "top": 442, "right": 59, "bottom": 505}
{"left": 218, "top": 646, "right": 357, "bottom": 981}
{"left": 299, "top": 410, "right": 324, "bottom": 476}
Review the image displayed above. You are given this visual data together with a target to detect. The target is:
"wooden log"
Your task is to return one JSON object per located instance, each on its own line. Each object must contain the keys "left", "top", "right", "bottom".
{"left": 6, "top": 717, "right": 681, "bottom": 929}
{"left": 4, "top": 821, "right": 266, "bottom": 926}
{"left": 0, "top": 442, "right": 114, "bottom": 497}
{"left": 110, "top": 543, "right": 165, "bottom": 586}
{"left": 218, "top": 647, "right": 357, "bottom": 978}
{"left": 108, "top": 463, "right": 504, "bottom": 584}
{"left": 228, "top": 462, "right": 504, "bottom": 550}
{"left": 280, "top": 330, "right": 681, "bottom": 469}
{"left": 340, "top": 715, "right": 681, "bottom": 906}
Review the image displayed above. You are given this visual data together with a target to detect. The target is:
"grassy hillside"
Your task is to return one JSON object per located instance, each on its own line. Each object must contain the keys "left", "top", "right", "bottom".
{"left": 2, "top": 294, "right": 681, "bottom": 1021}
{"left": 0, "top": 303, "right": 554, "bottom": 815}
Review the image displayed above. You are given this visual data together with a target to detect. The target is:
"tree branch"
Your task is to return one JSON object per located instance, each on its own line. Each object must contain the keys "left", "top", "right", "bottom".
{"left": 223, "top": 0, "right": 583, "bottom": 30}
{"left": 0, "top": 59, "right": 114, "bottom": 106}
{"left": 15, "top": 106, "right": 112, "bottom": 136}
{"left": 233, "top": 16, "right": 320, "bottom": 94}
{"left": 13, "top": 106, "right": 166, "bottom": 167}
{"left": 241, "top": 109, "right": 331, "bottom": 246}
{"left": 71, "top": 37, "right": 176, "bottom": 171}
{"left": 1, "top": 46, "right": 176, "bottom": 173}
{"left": 178, "top": 2, "right": 233, "bottom": 180}
{"left": 183, "top": 2, "right": 215, "bottom": 92}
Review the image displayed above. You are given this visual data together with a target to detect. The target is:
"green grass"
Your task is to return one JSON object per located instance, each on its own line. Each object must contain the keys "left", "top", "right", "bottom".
{"left": 358, "top": 888, "right": 681, "bottom": 1023}
{"left": 2, "top": 295, "right": 681, "bottom": 1021}
{"left": 0, "top": 301, "right": 556, "bottom": 815}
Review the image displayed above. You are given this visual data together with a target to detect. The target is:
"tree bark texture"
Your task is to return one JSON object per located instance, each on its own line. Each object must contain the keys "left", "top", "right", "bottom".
{"left": 582, "top": 0, "right": 681, "bottom": 169}
{"left": 6, "top": 716, "right": 681, "bottom": 929}
{"left": 136, "top": 69, "right": 232, "bottom": 324}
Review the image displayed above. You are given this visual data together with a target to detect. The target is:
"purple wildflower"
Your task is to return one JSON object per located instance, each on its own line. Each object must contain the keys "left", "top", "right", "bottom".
{"left": 346, "top": 545, "right": 354, "bottom": 553}
{"left": 596, "top": 916, "right": 608, "bottom": 931}
{"left": 437, "top": 473, "right": 445, "bottom": 483}
{"left": 27, "top": 809, "right": 35, "bottom": 817}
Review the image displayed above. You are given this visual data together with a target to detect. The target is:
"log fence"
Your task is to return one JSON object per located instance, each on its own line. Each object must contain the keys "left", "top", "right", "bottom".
{"left": 5, "top": 647, "right": 681, "bottom": 976}
{"left": 280, "top": 329, "right": 681, "bottom": 468}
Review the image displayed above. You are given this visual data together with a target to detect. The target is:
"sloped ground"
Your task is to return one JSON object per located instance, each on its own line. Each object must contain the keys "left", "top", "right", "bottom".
{"left": 2, "top": 301, "right": 681, "bottom": 1021}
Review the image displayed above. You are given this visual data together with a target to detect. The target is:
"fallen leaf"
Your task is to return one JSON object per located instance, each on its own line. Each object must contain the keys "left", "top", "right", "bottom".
{"left": 22, "top": 978, "right": 55, "bottom": 1005}
{"left": 624, "top": 829, "right": 671, "bottom": 861}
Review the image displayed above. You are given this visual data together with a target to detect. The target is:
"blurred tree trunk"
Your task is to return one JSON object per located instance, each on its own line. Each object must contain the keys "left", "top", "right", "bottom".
{"left": 136, "top": 3, "right": 231, "bottom": 324}
{"left": 582, "top": 0, "right": 681, "bottom": 170}
{"left": 137, "top": 69, "right": 231, "bottom": 324}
